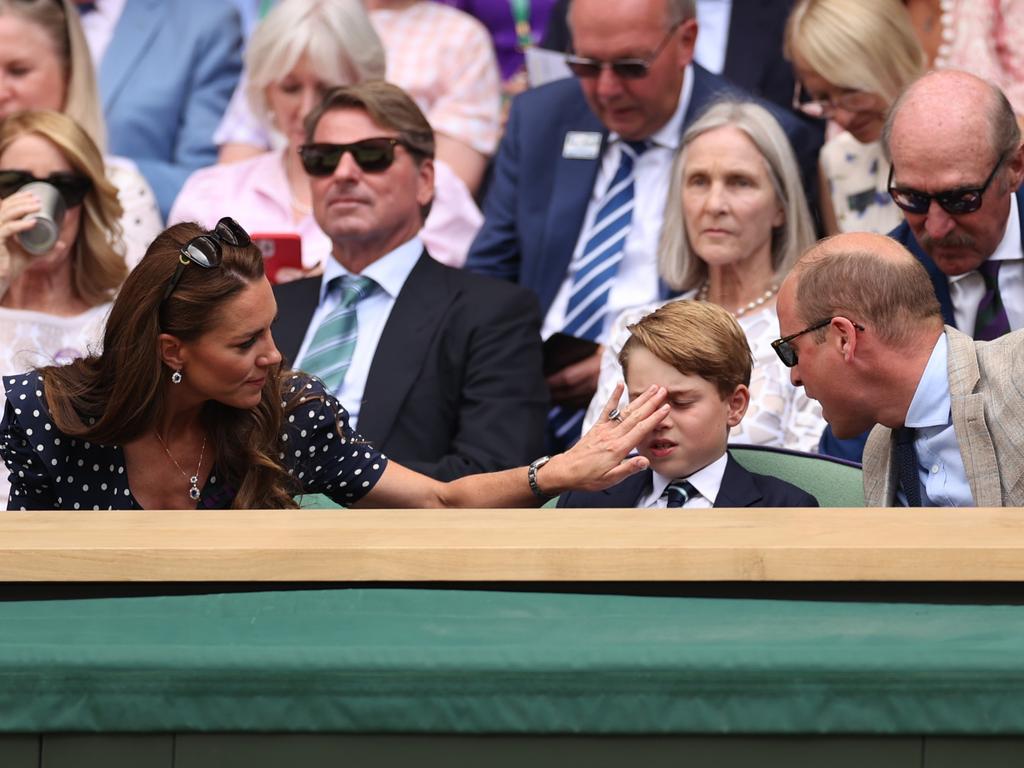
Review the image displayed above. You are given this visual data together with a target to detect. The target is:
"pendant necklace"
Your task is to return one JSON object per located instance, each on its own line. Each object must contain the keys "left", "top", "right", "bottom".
{"left": 154, "top": 430, "right": 208, "bottom": 502}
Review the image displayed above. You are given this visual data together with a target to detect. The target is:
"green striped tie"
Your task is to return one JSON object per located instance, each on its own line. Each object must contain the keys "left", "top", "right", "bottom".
{"left": 297, "top": 274, "right": 377, "bottom": 392}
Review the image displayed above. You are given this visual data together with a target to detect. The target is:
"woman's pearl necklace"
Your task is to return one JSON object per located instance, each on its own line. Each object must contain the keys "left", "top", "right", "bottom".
{"left": 697, "top": 281, "right": 779, "bottom": 318}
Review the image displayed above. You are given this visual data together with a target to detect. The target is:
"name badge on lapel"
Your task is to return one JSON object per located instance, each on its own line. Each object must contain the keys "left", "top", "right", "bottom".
{"left": 562, "top": 131, "right": 602, "bottom": 160}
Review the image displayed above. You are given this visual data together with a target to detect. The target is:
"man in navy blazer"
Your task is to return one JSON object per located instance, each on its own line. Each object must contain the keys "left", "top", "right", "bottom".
{"left": 92, "top": 0, "right": 243, "bottom": 217}
{"left": 819, "top": 70, "right": 1024, "bottom": 462}
{"left": 466, "top": 0, "right": 821, "bottom": 420}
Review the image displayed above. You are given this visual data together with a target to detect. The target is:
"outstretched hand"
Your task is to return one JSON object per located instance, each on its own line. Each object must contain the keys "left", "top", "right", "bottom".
{"left": 538, "top": 383, "right": 667, "bottom": 495}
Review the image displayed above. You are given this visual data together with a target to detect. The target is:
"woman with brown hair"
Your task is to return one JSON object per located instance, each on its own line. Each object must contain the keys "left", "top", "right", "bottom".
{"left": 0, "top": 218, "right": 665, "bottom": 510}
{"left": 0, "top": 109, "right": 127, "bottom": 507}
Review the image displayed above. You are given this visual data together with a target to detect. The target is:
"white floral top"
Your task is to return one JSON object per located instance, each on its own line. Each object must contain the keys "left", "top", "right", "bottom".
{"left": 582, "top": 298, "right": 827, "bottom": 453}
{"left": 106, "top": 155, "right": 163, "bottom": 268}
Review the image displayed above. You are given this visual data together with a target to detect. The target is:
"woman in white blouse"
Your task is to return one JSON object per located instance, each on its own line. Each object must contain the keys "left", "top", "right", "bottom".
{"left": 584, "top": 100, "right": 826, "bottom": 452}
{"left": 0, "top": 109, "right": 127, "bottom": 506}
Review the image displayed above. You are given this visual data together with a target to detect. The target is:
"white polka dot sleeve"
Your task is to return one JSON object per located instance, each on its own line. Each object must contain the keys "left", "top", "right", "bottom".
{"left": 0, "top": 375, "right": 58, "bottom": 510}
{"left": 279, "top": 374, "right": 388, "bottom": 506}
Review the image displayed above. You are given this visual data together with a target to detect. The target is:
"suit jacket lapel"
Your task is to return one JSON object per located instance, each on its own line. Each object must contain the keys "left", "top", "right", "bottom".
{"left": 598, "top": 470, "right": 650, "bottom": 507}
{"left": 531, "top": 97, "right": 606, "bottom": 314}
{"left": 685, "top": 64, "right": 735, "bottom": 127}
{"left": 863, "top": 426, "right": 898, "bottom": 506}
{"left": 712, "top": 455, "right": 763, "bottom": 507}
{"left": 99, "top": 0, "right": 163, "bottom": 111}
{"left": 357, "top": 253, "right": 451, "bottom": 444}
{"left": 946, "top": 326, "right": 1002, "bottom": 506}
{"left": 271, "top": 276, "right": 323, "bottom": 365}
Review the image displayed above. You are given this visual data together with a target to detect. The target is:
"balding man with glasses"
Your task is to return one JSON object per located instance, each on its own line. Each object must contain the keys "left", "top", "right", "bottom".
{"left": 820, "top": 70, "right": 1024, "bottom": 462}
{"left": 465, "top": 0, "right": 820, "bottom": 451}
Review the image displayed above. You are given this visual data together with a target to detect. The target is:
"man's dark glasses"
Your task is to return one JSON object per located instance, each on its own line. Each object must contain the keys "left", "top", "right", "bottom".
{"left": 565, "top": 21, "right": 682, "bottom": 80}
{"left": 888, "top": 154, "right": 1005, "bottom": 216}
{"left": 299, "top": 138, "right": 409, "bottom": 176}
{"left": 0, "top": 169, "right": 92, "bottom": 207}
{"left": 771, "top": 318, "right": 866, "bottom": 368}
{"left": 162, "top": 217, "right": 251, "bottom": 302}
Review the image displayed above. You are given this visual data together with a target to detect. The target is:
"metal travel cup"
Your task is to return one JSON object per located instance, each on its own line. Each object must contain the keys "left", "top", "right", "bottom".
{"left": 16, "top": 181, "right": 66, "bottom": 255}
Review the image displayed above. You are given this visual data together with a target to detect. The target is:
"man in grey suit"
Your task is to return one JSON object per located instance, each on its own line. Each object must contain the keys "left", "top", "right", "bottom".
{"left": 774, "top": 232, "right": 1024, "bottom": 507}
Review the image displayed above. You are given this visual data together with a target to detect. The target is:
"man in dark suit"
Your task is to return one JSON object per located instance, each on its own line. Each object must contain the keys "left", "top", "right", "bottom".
{"left": 272, "top": 82, "right": 548, "bottom": 481}
{"left": 466, "top": 0, "right": 821, "bottom": 447}
{"left": 820, "top": 70, "right": 1024, "bottom": 462}
{"left": 558, "top": 300, "right": 817, "bottom": 509}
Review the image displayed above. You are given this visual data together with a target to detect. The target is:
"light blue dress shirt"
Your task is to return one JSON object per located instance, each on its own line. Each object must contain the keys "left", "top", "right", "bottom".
{"left": 901, "top": 334, "right": 975, "bottom": 507}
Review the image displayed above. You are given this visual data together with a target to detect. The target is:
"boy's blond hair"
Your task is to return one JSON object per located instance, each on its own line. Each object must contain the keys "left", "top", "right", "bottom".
{"left": 619, "top": 300, "right": 752, "bottom": 397}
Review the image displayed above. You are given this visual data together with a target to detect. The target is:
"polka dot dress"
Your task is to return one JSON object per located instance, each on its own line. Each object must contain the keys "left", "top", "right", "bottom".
{"left": 0, "top": 373, "right": 387, "bottom": 510}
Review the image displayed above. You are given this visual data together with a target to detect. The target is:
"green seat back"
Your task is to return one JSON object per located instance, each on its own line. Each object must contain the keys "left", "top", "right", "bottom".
{"left": 729, "top": 445, "right": 864, "bottom": 507}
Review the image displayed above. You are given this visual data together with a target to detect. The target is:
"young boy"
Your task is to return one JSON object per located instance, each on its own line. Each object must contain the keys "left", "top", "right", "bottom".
{"left": 558, "top": 301, "right": 818, "bottom": 508}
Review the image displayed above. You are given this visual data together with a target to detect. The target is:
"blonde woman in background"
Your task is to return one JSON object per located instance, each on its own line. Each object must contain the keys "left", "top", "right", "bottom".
{"left": 0, "top": 110, "right": 127, "bottom": 507}
{"left": 0, "top": 0, "right": 162, "bottom": 265}
{"left": 784, "top": 0, "right": 925, "bottom": 235}
{"left": 584, "top": 101, "right": 825, "bottom": 452}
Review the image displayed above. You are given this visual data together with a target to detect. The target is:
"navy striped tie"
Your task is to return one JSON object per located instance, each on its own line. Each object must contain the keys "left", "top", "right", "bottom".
{"left": 663, "top": 480, "right": 698, "bottom": 508}
{"left": 296, "top": 274, "right": 376, "bottom": 392}
{"left": 549, "top": 139, "right": 649, "bottom": 449}
{"left": 973, "top": 260, "right": 1010, "bottom": 341}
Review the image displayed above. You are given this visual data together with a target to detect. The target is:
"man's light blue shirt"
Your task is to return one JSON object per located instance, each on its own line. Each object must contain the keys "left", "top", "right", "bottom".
{"left": 902, "top": 333, "right": 975, "bottom": 507}
{"left": 295, "top": 237, "right": 423, "bottom": 428}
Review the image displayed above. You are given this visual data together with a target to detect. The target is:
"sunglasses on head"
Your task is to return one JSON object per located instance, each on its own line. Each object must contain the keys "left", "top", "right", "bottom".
{"left": 161, "top": 217, "right": 251, "bottom": 303}
{"left": 565, "top": 21, "right": 682, "bottom": 80}
{"left": 299, "top": 138, "right": 411, "bottom": 176}
{"left": 771, "top": 318, "right": 866, "bottom": 368}
{"left": 887, "top": 154, "right": 1006, "bottom": 216}
{"left": 0, "top": 169, "right": 92, "bottom": 207}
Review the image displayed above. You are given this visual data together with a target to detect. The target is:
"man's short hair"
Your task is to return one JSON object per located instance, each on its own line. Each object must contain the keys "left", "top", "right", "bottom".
{"left": 304, "top": 80, "right": 435, "bottom": 162}
{"left": 793, "top": 241, "right": 943, "bottom": 346}
{"left": 882, "top": 74, "right": 1021, "bottom": 164}
{"left": 618, "top": 300, "right": 752, "bottom": 397}
{"left": 568, "top": 0, "right": 695, "bottom": 32}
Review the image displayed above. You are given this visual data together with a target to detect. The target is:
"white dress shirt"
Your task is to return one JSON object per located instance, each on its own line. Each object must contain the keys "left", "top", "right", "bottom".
{"left": 295, "top": 237, "right": 423, "bottom": 428}
{"left": 636, "top": 452, "right": 727, "bottom": 509}
{"left": 901, "top": 334, "right": 974, "bottom": 507}
{"left": 694, "top": 0, "right": 733, "bottom": 75}
{"left": 77, "top": 0, "right": 127, "bottom": 70}
{"left": 541, "top": 67, "right": 695, "bottom": 343}
{"left": 948, "top": 194, "right": 1024, "bottom": 333}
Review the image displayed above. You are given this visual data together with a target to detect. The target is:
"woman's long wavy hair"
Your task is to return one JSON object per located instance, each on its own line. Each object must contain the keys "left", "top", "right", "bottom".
{"left": 40, "top": 222, "right": 299, "bottom": 508}
{"left": 0, "top": 110, "right": 125, "bottom": 306}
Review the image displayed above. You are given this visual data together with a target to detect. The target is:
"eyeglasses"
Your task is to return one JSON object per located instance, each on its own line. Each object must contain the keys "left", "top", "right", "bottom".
{"left": 0, "top": 169, "right": 92, "bottom": 207}
{"left": 565, "top": 21, "right": 682, "bottom": 80}
{"left": 887, "top": 154, "right": 1005, "bottom": 216}
{"left": 790, "top": 81, "right": 878, "bottom": 119}
{"left": 771, "top": 317, "right": 866, "bottom": 368}
{"left": 161, "top": 217, "right": 251, "bottom": 303}
{"left": 299, "top": 138, "right": 411, "bottom": 176}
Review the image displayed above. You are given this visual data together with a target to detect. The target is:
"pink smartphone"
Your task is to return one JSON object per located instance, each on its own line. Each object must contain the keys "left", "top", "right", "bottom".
{"left": 251, "top": 233, "right": 302, "bottom": 284}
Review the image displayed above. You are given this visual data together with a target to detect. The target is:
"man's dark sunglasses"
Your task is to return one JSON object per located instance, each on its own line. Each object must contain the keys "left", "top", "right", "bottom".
{"left": 565, "top": 21, "right": 682, "bottom": 80}
{"left": 0, "top": 169, "right": 92, "bottom": 207}
{"left": 888, "top": 154, "right": 1006, "bottom": 216}
{"left": 771, "top": 318, "right": 866, "bottom": 368}
{"left": 299, "top": 138, "right": 411, "bottom": 176}
{"left": 162, "top": 217, "right": 251, "bottom": 303}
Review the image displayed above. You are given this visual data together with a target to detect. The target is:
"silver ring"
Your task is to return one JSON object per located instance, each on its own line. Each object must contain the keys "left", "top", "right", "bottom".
{"left": 609, "top": 408, "right": 623, "bottom": 423}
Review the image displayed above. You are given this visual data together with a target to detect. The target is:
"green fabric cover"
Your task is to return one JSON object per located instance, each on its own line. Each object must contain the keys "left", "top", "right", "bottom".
{"left": 0, "top": 588, "right": 1022, "bottom": 734}
{"left": 729, "top": 447, "right": 865, "bottom": 507}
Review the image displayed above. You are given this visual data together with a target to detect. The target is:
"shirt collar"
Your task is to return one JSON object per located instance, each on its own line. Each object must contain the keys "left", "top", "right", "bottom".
{"left": 606, "top": 64, "right": 693, "bottom": 152}
{"left": 319, "top": 236, "right": 423, "bottom": 304}
{"left": 949, "top": 194, "right": 1022, "bottom": 286}
{"left": 904, "top": 333, "right": 951, "bottom": 429}
{"left": 649, "top": 450, "right": 728, "bottom": 505}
